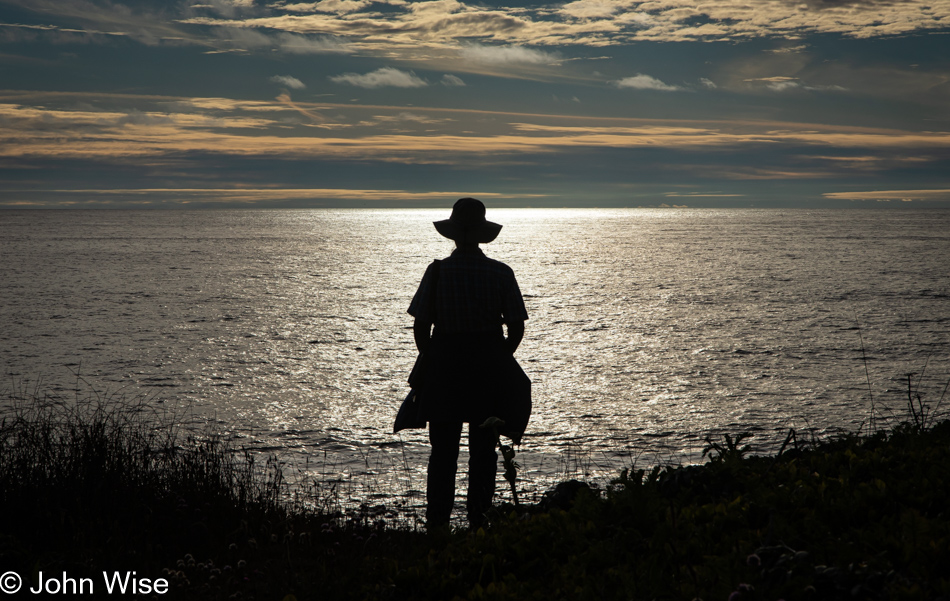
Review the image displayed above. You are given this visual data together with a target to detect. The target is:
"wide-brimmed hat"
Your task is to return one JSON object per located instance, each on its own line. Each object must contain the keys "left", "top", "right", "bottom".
{"left": 433, "top": 197, "right": 502, "bottom": 243}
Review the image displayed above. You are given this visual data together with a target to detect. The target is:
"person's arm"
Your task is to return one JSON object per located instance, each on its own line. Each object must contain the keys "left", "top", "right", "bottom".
{"left": 414, "top": 318, "right": 432, "bottom": 354}
{"left": 505, "top": 320, "right": 524, "bottom": 355}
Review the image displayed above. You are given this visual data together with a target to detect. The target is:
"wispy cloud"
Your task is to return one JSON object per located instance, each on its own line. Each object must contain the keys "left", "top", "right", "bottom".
{"left": 196, "top": 0, "right": 257, "bottom": 18}
{"left": 613, "top": 74, "right": 684, "bottom": 91}
{"left": 458, "top": 44, "right": 559, "bottom": 65}
{"left": 0, "top": 21, "right": 129, "bottom": 44}
{"left": 174, "top": 0, "right": 950, "bottom": 52}
{"left": 274, "top": 92, "right": 326, "bottom": 122}
{"left": 440, "top": 74, "right": 466, "bottom": 87}
{"left": 5, "top": 95, "right": 950, "bottom": 167}
{"left": 4, "top": 0, "right": 949, "bottom": 63}
{"left": 277, "top": 32, "right": 351, "bottom": 54}
{"left": 209, "top": 27, "right": 352, "bottom": 53}
{"left": 329, "top": 67, "right": 428, "bottom": 88}
{"left": 665, "top": 192, "right": 745, "bottom": 197}
{"left": 281, "top": 0, "right": 373, "bottom": 15}
{"left": 745, "top": 76, "right": 848, "bottom": 92}
{"left": 1, "top": 0, "right": 197, "bottom": 46}
{"left": 765, "top": 78, "right": 801, "bottom": 92}
{"left": 0, "top": 187, "right": 536, "bottom": 208}
{"left": 373, "top": 112, "right": 451, "bottom": 124}
{"left": 805, "top": 84, "right": 848, "bottom": 92}
{"left": 767, "top": 44, "right": 809, "bottom": 54}
{"left": 3, "top": 90, "right": 949, "bottom": 207}
{"left": 559, "top": 0, "right": 625, "bottom": 19}
{"left": 270, "top": 75, "right": 306, "bottom": 89}
{"left": 823, "top": 189, "right": 950, "bottom": 201}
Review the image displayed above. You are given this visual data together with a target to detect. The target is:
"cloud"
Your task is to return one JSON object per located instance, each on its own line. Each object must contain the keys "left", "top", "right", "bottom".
{"left": 0, "top": 2, "right": 193, "bottom": 47}
{"left": 275, "top": 92, "right": 326, "bottom": 122}
{"left": 745, "top": 76, "right": 848, "bottom": 92}
{"left": 0, "top": 187, "right": 520, "bottom": 208}
{"left": 203, "top": 0, "right": 256, "bottom": 16}
{"left": 281, "top": 0, "right": 373, "bottom": 14}
{"left": 8, "top": 0, "right": 950, "bottom": 60}
{"left": 804, "top": 84, "right": 848, "bottom": 92}
{"left": 440, "top": 74, "right": 466, "bottom": 87}
{"left": 744, "top": 76, "right": 800, "bottom": 91}
{"left": 613, "top": 74, "right": 684, "bottom": 91}
{"left": 767, "top": 44, "right": 809, "bottom": 54}
{"left": 374, "top": 112, "right": 450, "bottom": 124}
{"left": 0, "top": 101, "right": 275, "bottom": 133}
{"left": 208, "top": 25, "right": 273, "bottom": 49}
{"left": 115, "top": 110, "right": 175, "bottom": 126}
{"left": 665, "top": 192, "right": 744, "bottom": 198}
{"left": 768, "top": 80, "right": 801, "bottom": 92}
{"left": 5, "top": 93, "right": 950, "bottom": 170}
{"left": 276, "top": 32, "right": 351, "bottom": 53}
{"left": 559, "top": 0, "right": 623, "bottom": 19}
{"left": 329, "top": 67, "right": 428, "bottom": 88}
{"left": 270, "top": 75, "right": 306, "bottom": 89}
{"left": 183, "top": 3, "right": 537, "bottom": 54}
{"left": 458, "top": 43, "right": 559, "bottom": 65}
{"left": 700, "top": 78, "right": 717, "bottom": 89}
{"left": 0, "top": 21, "right": 129, "bottom": 45}
{"left": 211, "top": 27, "right": 352, "bottom": 53}
{"left": 823, "top": 189, "right": 950, "bottom": 201}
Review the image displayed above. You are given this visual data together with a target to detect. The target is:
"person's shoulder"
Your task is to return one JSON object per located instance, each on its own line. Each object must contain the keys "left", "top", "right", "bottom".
{"left": 481, "top": 255, "right": 516, "bottom": 277}
{"left": 481, "top": 254, "right": 511, "bottom": 268}
{"left": 419, "top": 258, "right": 445, "bottom": 281}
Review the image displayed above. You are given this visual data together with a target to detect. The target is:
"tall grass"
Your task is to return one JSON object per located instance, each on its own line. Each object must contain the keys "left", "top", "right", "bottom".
{"left": 0, "top": 381, "right": 287, "bottom": 573}
{"left": 4, "top": 375, "right": 950, "bottom": 599}
{"left": 0, "top": 380, "right": 422, "bottom": 598}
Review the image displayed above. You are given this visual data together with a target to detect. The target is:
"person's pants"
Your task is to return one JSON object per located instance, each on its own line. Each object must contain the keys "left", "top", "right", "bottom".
{"left": 427, "top": 421, "right": 497, "bottom": 528}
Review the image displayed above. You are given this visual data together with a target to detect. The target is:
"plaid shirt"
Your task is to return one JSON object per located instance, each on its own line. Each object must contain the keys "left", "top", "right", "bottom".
{"left": 408, "top": 248, "right": 528, "bottom": 334}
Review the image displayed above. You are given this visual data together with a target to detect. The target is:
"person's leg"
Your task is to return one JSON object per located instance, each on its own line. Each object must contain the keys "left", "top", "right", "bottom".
{"left": 467, "top": 422, "right": 498, "bottom": 529}
{"left": 427, "top": 421, "right": 463, "bottom": 528}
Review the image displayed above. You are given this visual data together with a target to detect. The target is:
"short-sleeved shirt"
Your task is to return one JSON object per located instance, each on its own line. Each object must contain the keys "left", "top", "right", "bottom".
{"left": 408, "top": 247, "right": 528, "bottom": 334}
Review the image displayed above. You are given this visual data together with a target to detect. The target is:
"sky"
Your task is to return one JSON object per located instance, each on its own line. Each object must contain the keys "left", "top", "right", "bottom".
{"left": 1, "top": 0, "right": 949, "bottom": 208}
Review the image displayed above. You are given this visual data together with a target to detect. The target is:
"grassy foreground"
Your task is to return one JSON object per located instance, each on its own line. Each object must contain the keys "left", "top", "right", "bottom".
{"left": 2, "top": 390, "right": 949, "bottom": 600}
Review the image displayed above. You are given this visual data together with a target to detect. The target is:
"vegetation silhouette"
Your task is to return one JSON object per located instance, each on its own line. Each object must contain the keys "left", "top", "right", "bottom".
{"left": 3, "top": 374, "right": 949, "bottom": 599}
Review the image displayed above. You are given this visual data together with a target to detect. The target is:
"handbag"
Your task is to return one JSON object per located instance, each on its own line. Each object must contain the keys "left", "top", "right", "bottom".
{"left": 393, "top": 389, "right": 425, "bottom": 433}
{"left": 394, "top": 260, "right": 441, "bottom": 433}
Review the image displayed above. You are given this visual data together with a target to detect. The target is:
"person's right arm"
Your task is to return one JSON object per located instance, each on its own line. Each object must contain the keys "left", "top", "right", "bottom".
{"left": 505, "top": 320, "right": 524, "bottom": 355}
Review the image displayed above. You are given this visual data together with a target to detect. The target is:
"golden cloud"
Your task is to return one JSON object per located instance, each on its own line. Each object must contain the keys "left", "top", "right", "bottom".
{"left": 177, "top": 0, "right": 950, "bottom": 53}
{"left": 7, "top": 0, "right": 949, "bottom": 68}
{"left": 823, "top": 189, "right": 950, "bottom": 201}
{"left": 2, "top": 96, "right": 949, "bottom": 165}
{"left": 3, "top": 188, "right": 518, "bottom": 204}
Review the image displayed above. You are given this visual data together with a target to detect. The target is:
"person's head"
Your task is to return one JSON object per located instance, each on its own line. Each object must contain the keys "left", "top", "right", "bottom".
{"left": 433, "top": 198, "right": 502, "bottom": 247}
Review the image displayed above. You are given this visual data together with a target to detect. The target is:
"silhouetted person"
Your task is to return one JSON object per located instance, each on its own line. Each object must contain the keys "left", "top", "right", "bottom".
{"left": 408, "top": 198, "right": 528, "bottom": 530}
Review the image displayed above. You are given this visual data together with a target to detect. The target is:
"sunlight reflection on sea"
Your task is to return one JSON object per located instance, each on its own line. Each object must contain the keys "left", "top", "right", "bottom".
{"left": 2, "top": 208, "right": 949, "bottom": 522}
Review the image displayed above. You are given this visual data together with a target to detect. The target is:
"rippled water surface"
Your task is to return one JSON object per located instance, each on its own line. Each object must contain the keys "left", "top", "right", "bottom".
{"left": 3, "top": 208, "right": 949, "bottom": 518}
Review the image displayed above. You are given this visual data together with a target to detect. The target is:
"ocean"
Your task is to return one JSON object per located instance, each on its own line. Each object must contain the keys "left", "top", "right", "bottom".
{"left": 2, "top": 208, "right": 948, "bottom": 519}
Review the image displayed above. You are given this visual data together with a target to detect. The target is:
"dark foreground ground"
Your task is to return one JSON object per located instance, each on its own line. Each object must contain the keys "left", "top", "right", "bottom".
{"left": 2, "top": 392, "right": 949, "bottom": 600}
